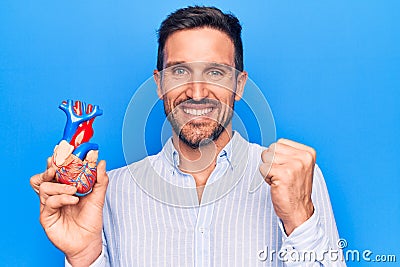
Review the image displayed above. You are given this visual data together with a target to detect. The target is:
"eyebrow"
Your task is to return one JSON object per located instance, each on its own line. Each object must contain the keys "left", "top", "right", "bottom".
{"left": 164, "top": 61, "right": 234, "bottom": 69}
{"left": 164, "top": 61, "right": 186, "bottom": 68}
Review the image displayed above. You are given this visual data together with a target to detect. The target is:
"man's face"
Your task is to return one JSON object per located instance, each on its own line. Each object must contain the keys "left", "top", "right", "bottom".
{"left": 155, "top": 27, "right": 247, "bottom": 148}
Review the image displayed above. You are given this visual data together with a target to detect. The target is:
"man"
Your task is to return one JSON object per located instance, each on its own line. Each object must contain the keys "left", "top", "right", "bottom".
{"left": 31, "top": 6, "right": 344, "bottom": 266}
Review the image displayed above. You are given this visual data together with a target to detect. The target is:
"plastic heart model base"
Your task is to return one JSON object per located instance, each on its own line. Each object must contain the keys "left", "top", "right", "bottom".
{"left": 52, "top": 100, "right": 103, "bottom": 196}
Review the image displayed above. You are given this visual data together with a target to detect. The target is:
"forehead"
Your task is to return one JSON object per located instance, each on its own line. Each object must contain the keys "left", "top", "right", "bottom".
{"left": 163, "top": 27, "right": 235, "bottom": 67}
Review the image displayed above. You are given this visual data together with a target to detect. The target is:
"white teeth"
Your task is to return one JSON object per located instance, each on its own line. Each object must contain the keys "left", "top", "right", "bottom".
{"left": 183, "top": 107, "right": 213, "bottom": 116}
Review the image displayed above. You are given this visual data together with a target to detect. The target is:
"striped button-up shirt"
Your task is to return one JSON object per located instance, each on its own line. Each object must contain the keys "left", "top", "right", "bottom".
{"left": 68, "top": 131, "right": 345, "bottom": 266}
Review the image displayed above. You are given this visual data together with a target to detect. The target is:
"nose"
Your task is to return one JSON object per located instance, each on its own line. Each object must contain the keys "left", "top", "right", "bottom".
{"left": 186, "top": 82, "right": 209, "bottom": 101}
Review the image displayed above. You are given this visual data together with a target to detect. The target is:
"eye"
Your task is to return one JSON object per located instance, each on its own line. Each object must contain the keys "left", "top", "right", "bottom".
{"left": 172, "top": 67, "right": 189, "bottom": 76}
{"left": 206, "top": 69, "right": 225, "bottom": 80}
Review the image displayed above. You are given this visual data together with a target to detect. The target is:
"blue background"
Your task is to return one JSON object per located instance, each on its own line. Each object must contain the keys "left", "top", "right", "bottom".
{"left": 1, "top": 0, "right": 399, "bottom": 266}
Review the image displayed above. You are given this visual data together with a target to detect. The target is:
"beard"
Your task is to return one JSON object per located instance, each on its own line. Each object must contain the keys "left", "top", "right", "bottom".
{"left": 164, "top": 98, "right": 234, "bottom": 149}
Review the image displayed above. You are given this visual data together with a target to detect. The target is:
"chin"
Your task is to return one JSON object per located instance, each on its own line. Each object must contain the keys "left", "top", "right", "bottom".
{"left": 177, "top": 122, "right": 224, "bottom": 149}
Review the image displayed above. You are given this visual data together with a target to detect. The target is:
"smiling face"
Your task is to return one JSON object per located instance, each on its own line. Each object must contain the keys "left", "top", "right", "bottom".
{"left": 154, "top": 27, "right": 247, "bottom": 148}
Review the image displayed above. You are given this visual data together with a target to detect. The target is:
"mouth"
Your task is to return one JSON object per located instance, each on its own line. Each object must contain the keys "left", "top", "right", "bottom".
{"left": 182, "top": 107, "right": 214, "bottom": 116}
{"left": 174, "top": 99, "right": 220, "bottom": 122}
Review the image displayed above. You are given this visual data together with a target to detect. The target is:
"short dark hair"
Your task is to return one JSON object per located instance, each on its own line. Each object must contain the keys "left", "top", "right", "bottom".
{"left": 156, "top": 6, "right": 243, "bottom": 71}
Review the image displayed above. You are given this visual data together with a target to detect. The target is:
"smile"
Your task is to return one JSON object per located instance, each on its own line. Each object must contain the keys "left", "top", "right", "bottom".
{"left": 183, "top": 107, "right": 213, "bottom": 116}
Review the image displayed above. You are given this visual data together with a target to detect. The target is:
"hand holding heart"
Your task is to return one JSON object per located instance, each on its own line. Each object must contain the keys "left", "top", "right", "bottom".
{"left": 259, "top": 139, "right": 316, "bottom": 236}
{"left": 30, "top": 158, "right": 108, "bottom": 267}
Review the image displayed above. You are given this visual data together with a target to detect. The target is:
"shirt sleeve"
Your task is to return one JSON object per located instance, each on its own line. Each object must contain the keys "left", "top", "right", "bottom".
{"left": 278, "top": 164, "right": 347, "bottom": 266}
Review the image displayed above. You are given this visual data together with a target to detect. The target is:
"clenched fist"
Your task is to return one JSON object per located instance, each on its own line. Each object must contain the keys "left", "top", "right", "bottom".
{"left": 259, "top": 138, "right": 316, "bottom": 235}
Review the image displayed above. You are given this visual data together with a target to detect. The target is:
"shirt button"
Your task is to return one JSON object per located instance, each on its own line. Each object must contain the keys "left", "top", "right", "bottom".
{"left": 199, "top": 227, "right": 205, "bottom": 233}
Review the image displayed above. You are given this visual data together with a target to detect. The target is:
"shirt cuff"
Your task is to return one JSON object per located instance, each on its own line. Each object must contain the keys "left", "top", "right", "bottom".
{"left": 278, "top": 209, "right": 330, "bottom": 265}
{"left": 280, "top": 209, "right": 327, "bottom": 250}
{"left": 65, "top": 248, "right": 107, "bottom": 267}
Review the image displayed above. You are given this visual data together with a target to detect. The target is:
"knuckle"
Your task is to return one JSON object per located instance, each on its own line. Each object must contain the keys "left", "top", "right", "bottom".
{"left": 259, "top": 163, "right": 263, "bottom": 171}
{"left": 45, "top": 196, "right": 57, "bottom": 208}
{"left": 38, "top": 182, "right": 48, "bottom": 194}
{"left": 39, "top": 214, "right": 44, "bottom": 226}
{"left": 44, "top": 168, "right": 55, "bottom": 179}
{"left": 268, "top": 143, "right": 276, "bottom": 151}
{"left": 39, "top": 195, "right": 46, "bottom": 205}
{"left": 270, "top": 143, "right": 278, "bottom": 152}
{"left": 261, "top": 149, "right": 267, "bottom": 158}
{"left": 38, "top": 186, "right": 45, "bottom": 197}
{"left": 293, "top": 159, "right": 304, "bottom": 170}
{"left": 304, "top": 151, "right": 315, "bottom": 163}
{"left": 261, "top": 151, "right": 272, "bottom": 162}
{"left": 259, "top": 164, "right": 266, "bottom": 175}
{"left": 310, "top": 148, "right": 317, "bottom": 160}
{"left": 29, "top": 176, "right": 37, "bottom": 188}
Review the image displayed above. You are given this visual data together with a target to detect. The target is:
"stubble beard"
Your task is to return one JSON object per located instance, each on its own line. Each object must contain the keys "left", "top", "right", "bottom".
{"left": 165, "top": 100, "right": 234, "bottom": 149}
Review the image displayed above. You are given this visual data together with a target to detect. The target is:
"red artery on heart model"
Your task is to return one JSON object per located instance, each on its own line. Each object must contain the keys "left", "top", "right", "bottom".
{"left": 52, "top": 100, "right": 103, "bottom": 196}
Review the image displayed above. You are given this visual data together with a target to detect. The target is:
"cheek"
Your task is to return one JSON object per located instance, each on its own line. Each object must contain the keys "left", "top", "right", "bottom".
{"left": 217, "top": 95, "right": 235, "bottom": 122}
{"left": 164, "top": 90, "right": 187, "bottom": 109}
{"left": 216, "top": 92, "right": 235, "bottom": 109}
{"left": 162, "top": 92, "right": 174, "bottom": 108}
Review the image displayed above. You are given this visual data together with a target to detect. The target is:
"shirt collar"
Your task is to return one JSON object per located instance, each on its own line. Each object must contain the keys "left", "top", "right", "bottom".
{"left": 161, "top": 131, "right": 242, "bottom": 172}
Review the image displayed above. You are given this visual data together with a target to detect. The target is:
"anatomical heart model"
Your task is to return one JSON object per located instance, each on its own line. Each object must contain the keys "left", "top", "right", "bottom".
{"left": 52, "top": 100, "right": 103, "bottom": 196}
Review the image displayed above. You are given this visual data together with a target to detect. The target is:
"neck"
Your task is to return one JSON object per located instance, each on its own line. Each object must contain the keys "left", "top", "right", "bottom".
{"left": 172, "top": 125, "right": 233, "bottom": 175}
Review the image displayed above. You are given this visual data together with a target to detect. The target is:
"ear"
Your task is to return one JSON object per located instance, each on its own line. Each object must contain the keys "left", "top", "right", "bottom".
{"left": 153, "top": 70, "right": 163, "bottom": 99}
{"left": 234, "top": 71, "right": 248, "bottom": 101}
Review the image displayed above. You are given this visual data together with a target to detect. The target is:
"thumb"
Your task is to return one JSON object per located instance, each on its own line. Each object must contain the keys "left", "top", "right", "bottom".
{"left": 93, "top": 160, "right": 109, "bottom": 195}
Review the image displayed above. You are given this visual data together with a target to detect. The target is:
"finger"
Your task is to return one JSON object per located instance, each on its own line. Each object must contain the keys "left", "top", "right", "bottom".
{"left": 272, "top": 143, "right": 311, "bottom": 161}
{"left": 261, "top": 149, "right": 274, "bottom": 163}
{"left": 262, "top": 150, "right": 294, "bottom": 165}
{"left": 264, "top": 143, "right": 297, "bottom": 159}
{"left": 259, "top": 163, "right": 272, "bottom": 185}
{"left": 275, "top": 142, "right": 316, "bottom": 167}
{"left": 264, "top": 163, "right": 289, "bottom": 187}
{"left": 259, "top": 163, "right": 271, "bottom": 185}
{"left": 41, "top": 194, "right": 79, "bottom": 220}
{"left": 91, "top": 160, "right": 109, "bottom": 197}
{"left": 30, "top": 164, "right": 57, "bottom": 194}
{"left": 39, "top": 182, "right": 77, "bottom": 205}
{"left": 46, "top": 157, "right": 52, "bottom": 169}
{"left": 264, "top": 176, "right": 272, "bottom": 186}
{"left": 277, "top": 139, "right": 316, "bottom": 161}
{"left": 269, "top": 143, "right": 300, "bottom": 156}
{"left": 259, "top": 162, "right": 273, "bottom": 178}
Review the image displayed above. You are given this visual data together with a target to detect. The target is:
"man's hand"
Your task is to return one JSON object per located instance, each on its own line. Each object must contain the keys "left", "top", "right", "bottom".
{"left": 259, "top": 139, "right": 315, "bottom": 236}
{"left": 30, "top": 158, "right": 109, "bottom": 267}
